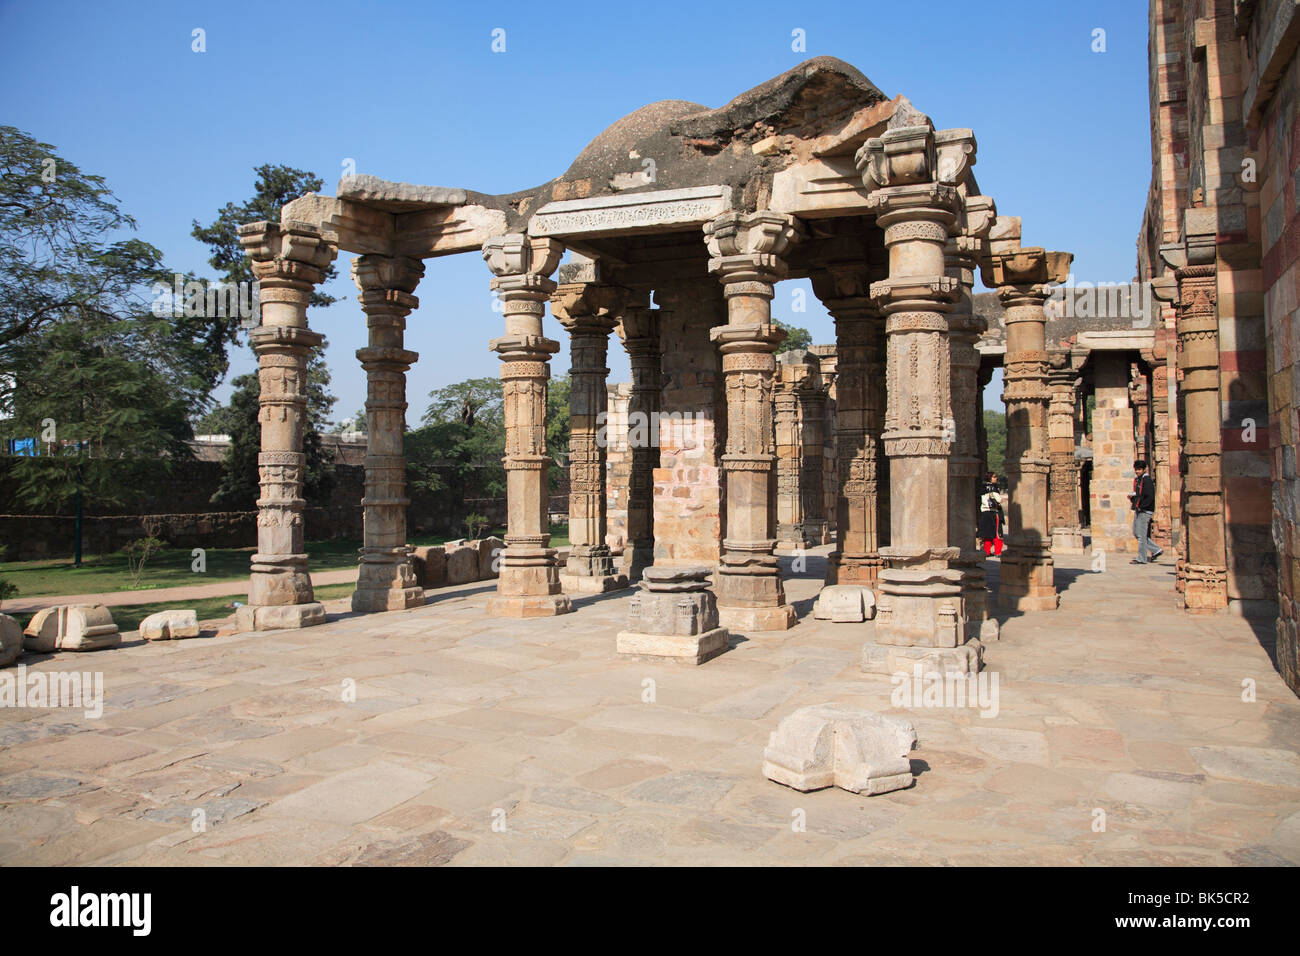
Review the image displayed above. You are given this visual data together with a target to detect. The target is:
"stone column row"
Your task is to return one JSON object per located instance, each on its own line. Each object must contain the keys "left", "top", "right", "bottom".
{"left": 618, "top": 307, "right": 661, "bottom": 583}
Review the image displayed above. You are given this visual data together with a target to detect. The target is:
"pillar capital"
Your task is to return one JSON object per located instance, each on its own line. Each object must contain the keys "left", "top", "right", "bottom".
{"left": 239, "top": 219, "right": 337, "bottom": 287}
{"left": 705, "top": 211, "right": 804, "bottom": 290}
{"left": 983, "top": 247, "right": 1073, "bottom": 298}
{"left": 856, "top": 126, "right": 977, "bottom": 190}
{"left": 351, "top": 254, "right": 425, "bottom": 310}
{"left": 550, "top": 281, "right": 628, "bottom": 337}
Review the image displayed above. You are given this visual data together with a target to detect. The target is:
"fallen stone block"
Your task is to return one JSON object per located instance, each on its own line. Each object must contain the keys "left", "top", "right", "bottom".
{"left": 409, "top": 546, "right": 447, "bottom": 589}
{"left": 23, "top": 605, "right": 121, "bottom": 653}
{"left": 812, "top": 584, "right": 876, "bottom": 622}
{"left": 0, "top": 614, "right": 22, "bottom": 666}
{"left": 763, "top": 704, "right": 917, "bottom": 795}
{"left": 139, "top": 609, "right": 200, "bottom": 641}
{"left": 477, "top": 536, "right": 505, "bottom": 580}
{"left": 445, "top": 544, "right": 479, "bottom": 586}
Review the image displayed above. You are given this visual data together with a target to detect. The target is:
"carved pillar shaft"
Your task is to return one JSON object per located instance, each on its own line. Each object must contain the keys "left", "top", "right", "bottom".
{"left": 618, "top": 307, "right": 661, "bottom": 582}
{"left": 987, "top": 244, "right": 1071, "bottom": 613}
{"left": 705, "top": 211, "right": 804, "bottom": 632}
{"left": 857, "top": 125, "right": 979, "bottom": 672}
{"left": 483, "top": 235, "right": 572, "bottom": 618}
{"left": 1175, "top": 263, "right": 1228, "bottom": 609}
{"left": 237, "top": 220, "right": 336, "bottom": 631}
{"left": 946, "top": 194, "right": 997, "bottom": 641}
{"left": 554, "top": 281, "right": 628, "bottom": 593}
{"left": 1047, "top": 351, "right": 1085, "bottom": 554}
{"left": 819, "top": 278, "right": 887, "bottom": 588}
{"left": 351, "top": 255, "right": 424, "bottom": 613}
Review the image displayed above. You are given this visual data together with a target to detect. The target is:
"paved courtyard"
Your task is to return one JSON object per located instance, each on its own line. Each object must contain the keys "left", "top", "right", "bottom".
{"left": 2, "top": 547, "right": 1298, "bottom": 866}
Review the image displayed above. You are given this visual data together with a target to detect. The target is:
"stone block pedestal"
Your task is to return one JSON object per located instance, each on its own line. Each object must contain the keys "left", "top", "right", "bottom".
{"left": 616, "top": 566, "right": 730, "bottom": 665}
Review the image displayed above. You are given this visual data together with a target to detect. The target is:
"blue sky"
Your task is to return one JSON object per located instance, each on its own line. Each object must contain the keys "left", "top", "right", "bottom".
{"left": 0, "top": 0, "right": 1150, "bottom": 420}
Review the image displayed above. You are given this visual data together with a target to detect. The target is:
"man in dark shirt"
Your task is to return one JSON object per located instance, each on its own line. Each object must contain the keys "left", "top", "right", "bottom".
{"left": 1129, "top": 459, "right": 1163, "bottom": 564}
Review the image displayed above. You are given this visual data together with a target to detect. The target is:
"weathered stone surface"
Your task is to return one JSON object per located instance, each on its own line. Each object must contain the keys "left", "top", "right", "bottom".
{"left": 138, "top": 609, "right": 200, "bottom": 641}
{"left": 812, "top": 585, "right": 876, "bottom": 623}
{"left": 337, "top": 174, "right": 466, "bottom": 210}
{"left": 445, "top": 544, "right": 480, "bottom": 586}
{"left": 763, "top": 704, "right": 918, "bottom": 795}
{"left": 0, "top": 613, "right": 22, "bottom": 666}
{"left": 23, "top": 605, "right": 120, "bottom": 652}
{"left": 477, "top": 537, "right": 505, "bottom": 580}
{"left": 410, "top": 545, "right": 447, "bottom": 589}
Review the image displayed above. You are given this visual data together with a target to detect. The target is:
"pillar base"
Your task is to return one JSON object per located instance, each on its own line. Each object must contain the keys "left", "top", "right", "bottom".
{"left": 825, "top": 554, "right": 885, "bottom": 588}
{"left": 560, "top": 572, "right": 630, "bottom": 594}
{"left": 352, "top": 586, "right": 425, "bottom": 613}
{"left": 1181, "top": 563, "right": 1229, "bottom": 612}
{"left": 862, "top": 640, "right": 984, "bottom": 677}
{"left": 717, "top": 603, "right": 798, "bottom": 632}
{"left": 873, "top": 566, "right": 966, "bottom": 648}
{"left": 236, "top": 602, "right": 326, "bottom": 632}
{"left": 997, "top": 547, "right": 1058, "bottom": 612}
{"left": 1051, "top": 527, "right": 1086, "bottom": 554}
{"left": 616, "top": 627, "right": 729, "bottom": 665}
{"left": 486, "top": 593, "right": 573, "bottom": 618}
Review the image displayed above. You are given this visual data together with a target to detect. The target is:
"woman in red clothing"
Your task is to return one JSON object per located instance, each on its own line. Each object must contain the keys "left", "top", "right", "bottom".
{"left": 978, "top": 473, "right": 1004, "bottom": 556}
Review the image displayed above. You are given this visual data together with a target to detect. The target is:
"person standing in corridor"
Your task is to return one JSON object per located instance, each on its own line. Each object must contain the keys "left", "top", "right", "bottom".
{"left": 1129, "top": 459, "right": 1163, "bottom": 564}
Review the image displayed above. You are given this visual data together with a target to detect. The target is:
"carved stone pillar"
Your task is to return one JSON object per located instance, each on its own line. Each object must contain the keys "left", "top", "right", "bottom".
{"left": 553, "top": 280, "right": 628, "bottom": 594}
{"left": 775, "top": 352, "right": 822, "bottom": 551}
{"left": 351, "top": 255, "right": 424, "bottom": 612}
{"left": 985, "top": 244, "right": 1073, "bottom": 612}
{"left": 617, "top": 306, "right": 661, "bottom": 582}
{"left": 946, "top": 193, "right": 997, "bottom": 641}
{"left": 1175, "top": 262, "right": 1229, "bottom": 609}
{"left": 483, "top": 234, "right": 572, "bottom": 618}
{"left": 705, "top": 211, "right": 804, "bottom": 631}
{"left": 858, "top": 125, "right": 981, "bottom": 675}
{"left": 816, "top": 266, "right": 887, "bottom": 589}
{"left": 800, "top": 371, "right": 829, "bottom": 544}
{"left": 236, "top": 220, "right": 337, "bottom": 631}
{"left": 1048, "top": 349, "right": 1085, "bottom": 553}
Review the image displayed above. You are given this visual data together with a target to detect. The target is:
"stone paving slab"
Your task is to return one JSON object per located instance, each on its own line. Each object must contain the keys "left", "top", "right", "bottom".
{"left": 1, "top": 548, "right": 1298, "bottom": 866}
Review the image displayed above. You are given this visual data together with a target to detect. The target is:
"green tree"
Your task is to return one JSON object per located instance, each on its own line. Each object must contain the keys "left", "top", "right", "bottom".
{"left": 774, "top": 318, "right": 813, "bottom": 354}
{"left": 424, "top": 377, "right": 504, "bottom": 429}
{"left": 983, "top": 409, "right": 1007, "bottom": 480}
{"left": 0, "top": 128, "right": 225, "bottom": 560}
{"left": 547, "top": 373, "right": 571, "bottom": 492}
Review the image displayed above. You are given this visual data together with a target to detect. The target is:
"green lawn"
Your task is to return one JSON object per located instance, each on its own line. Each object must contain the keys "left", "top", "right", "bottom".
{"left": 0, "top": 524, "right": 568, "bottom": 600}
{"left": 8, "top": 581, "right": 358, "bottom": 633}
